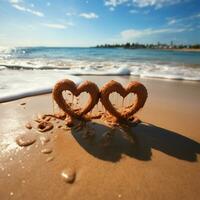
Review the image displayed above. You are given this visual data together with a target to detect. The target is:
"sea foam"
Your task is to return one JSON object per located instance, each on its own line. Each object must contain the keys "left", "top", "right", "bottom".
{"left": 0, "top": 71, "right": 82, "bottom": 103}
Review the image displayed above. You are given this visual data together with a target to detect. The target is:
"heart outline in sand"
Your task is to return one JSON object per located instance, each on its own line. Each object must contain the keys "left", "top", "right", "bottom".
{"left": 53, "top": 79, "right": 99, "bottom": 118}
{"left": 100, "top": 80, "right": 148, "bottom": 120}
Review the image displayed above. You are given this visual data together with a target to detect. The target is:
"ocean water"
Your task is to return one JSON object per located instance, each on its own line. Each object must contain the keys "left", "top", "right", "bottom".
{"left": 0, "top": 47, "right": 200, "bottom": 102}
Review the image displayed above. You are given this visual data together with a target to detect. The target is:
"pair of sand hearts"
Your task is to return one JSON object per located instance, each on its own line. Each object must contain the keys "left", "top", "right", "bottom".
{"left": 53, "top": 79, "right": 148, "bottom": 120}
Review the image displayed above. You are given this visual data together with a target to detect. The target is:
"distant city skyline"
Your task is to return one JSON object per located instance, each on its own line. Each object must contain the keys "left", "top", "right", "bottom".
{"left": 0, "top": 0, "right": 200, "bottom": 47}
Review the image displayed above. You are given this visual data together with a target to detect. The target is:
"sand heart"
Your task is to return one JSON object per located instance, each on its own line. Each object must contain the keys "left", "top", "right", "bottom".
{"left": 100, "top": 80, "right": 148, "bottom": 120}
{"left": 52, "top": 79, "right": 99, "bottom": 118}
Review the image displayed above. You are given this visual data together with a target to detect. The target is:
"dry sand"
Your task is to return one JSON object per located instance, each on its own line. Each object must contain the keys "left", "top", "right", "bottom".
{"left": 0, "top": 76, "right": 200, "bottom": 200}
{"left": 161, "top": 48, "right": 200, "bottom": 52}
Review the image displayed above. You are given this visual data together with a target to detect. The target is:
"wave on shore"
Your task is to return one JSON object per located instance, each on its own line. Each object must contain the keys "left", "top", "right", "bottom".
{"left": 1, "top": 58, "right": 200, "bottom": 81}
{"left": 0, "top": 47, "right": 200, "bottom": 102}
{"left": 0, "top": 71, "right": 82, "bottom": 103}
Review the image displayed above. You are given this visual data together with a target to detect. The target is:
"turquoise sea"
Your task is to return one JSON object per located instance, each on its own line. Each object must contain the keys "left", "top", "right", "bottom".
{"left": 1, "top": 47, "right": 200, "bottom": 66}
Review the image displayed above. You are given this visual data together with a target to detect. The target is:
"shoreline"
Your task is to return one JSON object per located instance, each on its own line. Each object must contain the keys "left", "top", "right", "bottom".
{"left": 160, "top": 48, "right": 200, "bottom": 52}
{"left": 1, "top": 76, "right": 200, "bottom": 104}
{"left": 95, "top": 47, "right": 200, "bottom": 52}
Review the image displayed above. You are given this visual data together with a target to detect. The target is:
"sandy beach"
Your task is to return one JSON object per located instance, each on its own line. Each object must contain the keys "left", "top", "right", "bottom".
{"left": 0, "top": 76, "right": 200, "bottom": 200}
{"left": 154, "top": 48, "right": 200, "bottom": 52}
{"left": 166, "top": 48, "right": 200, "bottom": 52}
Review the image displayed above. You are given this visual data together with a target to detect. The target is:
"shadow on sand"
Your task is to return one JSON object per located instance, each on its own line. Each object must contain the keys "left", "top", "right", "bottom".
{"left": 71, "top": 121, "right": 200, "bottom": 162}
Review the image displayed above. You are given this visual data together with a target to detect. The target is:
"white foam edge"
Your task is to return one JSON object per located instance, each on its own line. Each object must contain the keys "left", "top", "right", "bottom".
{"left": 68, "top": 66, "right": 131, "bottom": 75}
{"left": 130, "top": 72, "right": 200, "bottom": 81}
{"left": 0, "top": 75, "right": 82, "bottom": 103}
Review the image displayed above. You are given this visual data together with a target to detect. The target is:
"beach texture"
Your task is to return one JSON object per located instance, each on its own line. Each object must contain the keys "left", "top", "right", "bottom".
{"left": 1, "top": 76, "right": 200, "bottom": 200}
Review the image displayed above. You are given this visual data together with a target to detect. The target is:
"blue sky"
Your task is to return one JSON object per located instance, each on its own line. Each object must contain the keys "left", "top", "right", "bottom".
{"left": 0, "top": 0, "right": 200, "bottom": 47}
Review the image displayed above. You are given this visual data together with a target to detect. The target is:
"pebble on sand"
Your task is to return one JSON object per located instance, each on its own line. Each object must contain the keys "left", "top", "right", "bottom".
{"left": 25, "top": 122, "right": 32, "bottom": 129}
{"left": 16, "top": 134, "right": 36, "bottom": 147}
{"left": 61, "top": 168, "right": 76, "bottom": 183}
{"left": 41, "top": 148, "right": 53, "bottom": 154}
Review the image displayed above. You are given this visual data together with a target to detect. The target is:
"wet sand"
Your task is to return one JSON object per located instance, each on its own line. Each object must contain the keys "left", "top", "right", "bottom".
{"left": 1, "top": 76, "right": 200, "bottom": 200}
